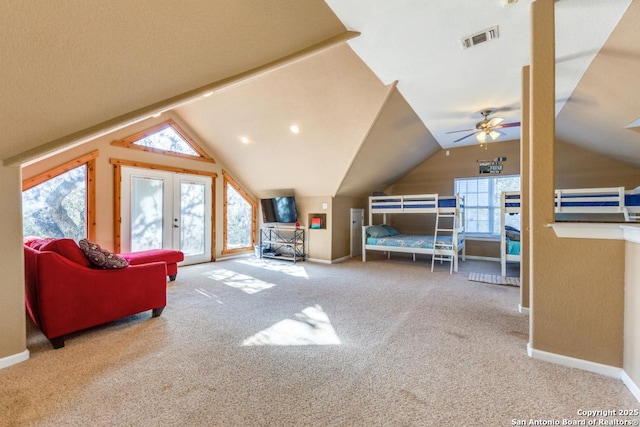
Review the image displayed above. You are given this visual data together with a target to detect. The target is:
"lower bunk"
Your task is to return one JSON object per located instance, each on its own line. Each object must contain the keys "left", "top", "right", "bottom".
{"left": 501, "top": 225, "right": 521, "bottom": 276}
{"left": 362, "top": 224, "right": 466, "bottom": 273}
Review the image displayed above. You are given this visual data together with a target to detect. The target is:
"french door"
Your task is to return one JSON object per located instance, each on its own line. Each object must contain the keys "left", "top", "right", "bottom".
{"left": 121, "top": 166, "right": 212, "bottom": 265}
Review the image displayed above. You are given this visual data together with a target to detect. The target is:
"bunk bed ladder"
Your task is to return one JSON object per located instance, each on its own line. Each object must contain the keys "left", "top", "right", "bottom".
{"left": 431, "top": 211, "right": 456, "bottom": 274}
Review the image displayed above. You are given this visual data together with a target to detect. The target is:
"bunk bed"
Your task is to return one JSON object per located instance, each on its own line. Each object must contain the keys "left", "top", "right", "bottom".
{"left": 362, "top": 193, "right": 466, "bottom": 273}
{"left": 500, "top": 191, "right": 522, "bottom": 277}
{"left": 500, "top": 186, "right": 640, "bottom": 276}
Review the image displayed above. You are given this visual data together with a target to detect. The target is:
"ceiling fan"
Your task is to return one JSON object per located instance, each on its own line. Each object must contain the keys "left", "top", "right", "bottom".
{"left": 447, "top": 109, "right": 520, "bottom": 144}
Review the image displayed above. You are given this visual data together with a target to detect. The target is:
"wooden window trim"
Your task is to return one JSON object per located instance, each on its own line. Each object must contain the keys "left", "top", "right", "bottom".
{"left": 109, "top": 158, "right": 217, "bottom": 258}
{"left": 22, "top": 150, "right": 98, "bottom": 241}
{"left": 222, "top": 170, "right": 257, "bottom": 255}
{"left": 111, "top": 119, "right": 215, "bottom": 163}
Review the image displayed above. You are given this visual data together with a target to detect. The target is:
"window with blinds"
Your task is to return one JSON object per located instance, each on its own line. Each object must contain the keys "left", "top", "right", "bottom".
{"left": 454, "top": 175, "right": 520, "bottom": 236}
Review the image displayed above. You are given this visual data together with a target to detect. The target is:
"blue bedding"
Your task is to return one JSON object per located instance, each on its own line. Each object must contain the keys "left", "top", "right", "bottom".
{"left": 366, "top": 234, "right": 456, "bottom": 249}
{"left": 507, "top": 239, "right": 520, "bottom": 255}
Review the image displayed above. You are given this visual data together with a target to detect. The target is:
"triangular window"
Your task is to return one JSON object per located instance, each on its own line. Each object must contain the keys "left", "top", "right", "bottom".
{"left": 135, "top": 126, "right": 198, "bottom": 155}
{"left": 222, "top": 171, "right": 256, "bottom": 254}
{"left": 112, "top": 120, "right": 214, "bottom": 163}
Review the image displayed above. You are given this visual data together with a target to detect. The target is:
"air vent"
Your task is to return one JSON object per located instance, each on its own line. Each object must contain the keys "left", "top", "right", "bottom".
{"left": 461, "top": 26, "right": 499, "bottom": 49}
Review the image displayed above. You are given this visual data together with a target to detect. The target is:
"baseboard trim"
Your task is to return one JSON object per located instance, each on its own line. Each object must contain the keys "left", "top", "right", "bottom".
{"left": 527, "top": 343, "right": 622, "bottom": 378}
{"left": 518, "top": 304, "right": 530, "bottom": 314}
{"left": 462, "top": 255, "right": 501, "bottom": 262}
{"left": 218, "top": 253, "right": 253, "bottom": 261}
{"left": 0, "top": 349, "right": 30, "bottom": 370}
{"left": 622, "top": 370, "right": 640, "bottom": 403}
{"left": 306, "top": 256, "right": 350, "bottom": 264}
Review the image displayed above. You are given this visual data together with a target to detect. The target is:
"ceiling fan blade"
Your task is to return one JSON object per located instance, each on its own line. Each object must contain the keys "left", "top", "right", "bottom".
{"left": 488, "top": 117, "right": 504, "bottom": 127}
{"left": 495, "top": 121, "right": 521, "bottom": 129}
{"left": 446, "top": 128, "right": 476, "bottom": 134}
{"left": 453, "top": 132, "right": 477, "bottom": 143}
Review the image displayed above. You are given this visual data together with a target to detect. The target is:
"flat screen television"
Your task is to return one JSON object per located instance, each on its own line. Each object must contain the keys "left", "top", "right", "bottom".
{"left": 260, "top": 196, "right": 298, "bottom": 223}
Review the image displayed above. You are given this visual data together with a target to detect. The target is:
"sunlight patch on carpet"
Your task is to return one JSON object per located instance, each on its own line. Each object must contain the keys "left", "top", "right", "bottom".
{"left": 203, "top": 269, "right": 275, "bottom": 294}
{"left": 194, "top": 288, "right": 224, "bottom": 304}
{"left": 242, "top": 305, "right": 341, "bottom": 346}
{"left": 235, "top": 258, "right": 309, "bottom": 279}
{"left": 469, "top": 272, "right": 520, "bottom": 287}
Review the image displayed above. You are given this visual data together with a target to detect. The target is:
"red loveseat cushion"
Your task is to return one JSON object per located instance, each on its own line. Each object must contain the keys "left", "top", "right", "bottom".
{"left": 121, "top": 249, "right": 184, "bottom": 279}
{"left": 122, "top": 249, "right": 184, "bottom": 265}
{"left": 39, "top": 238, "right": 92, "bottom": 268}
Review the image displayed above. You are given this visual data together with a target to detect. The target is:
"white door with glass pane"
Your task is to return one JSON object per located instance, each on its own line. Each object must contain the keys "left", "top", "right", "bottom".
{"left": 121, "top": 167, "right": 212, "bottom": 265}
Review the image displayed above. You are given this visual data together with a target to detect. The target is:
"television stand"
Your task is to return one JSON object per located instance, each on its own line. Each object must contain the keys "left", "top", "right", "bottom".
{"left": 259, "top": 226, "right": 306, "bottom": 263}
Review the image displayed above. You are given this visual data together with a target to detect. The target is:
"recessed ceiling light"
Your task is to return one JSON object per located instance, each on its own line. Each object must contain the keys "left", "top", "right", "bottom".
{"left": 202, "top": 91, "right": 214, "bottom": 98}
{"left": 290, "top": 125, "right": 300, "bottom": 134}
{"left": 151, "top": 112, "right": 162, "bottom": 118}
{"left": 240, "top": 136, "right": 250, "bottom": 144}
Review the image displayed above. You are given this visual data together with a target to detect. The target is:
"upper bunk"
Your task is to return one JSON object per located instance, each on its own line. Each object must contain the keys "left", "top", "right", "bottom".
{"left": 368, "top": 193, "right": 463, "bottom": 224}
{"left": 500, "top": 187, "right": 640, "bottom": 222}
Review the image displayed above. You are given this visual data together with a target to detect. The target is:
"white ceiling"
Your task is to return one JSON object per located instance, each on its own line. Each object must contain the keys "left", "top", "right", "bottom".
{"left": 324, "top": 0, "right": 633, "bottom": 147}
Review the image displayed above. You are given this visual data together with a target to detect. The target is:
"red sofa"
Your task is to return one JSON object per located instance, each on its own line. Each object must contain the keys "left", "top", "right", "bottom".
{"left": 23, "top": 238, "right": 168, "bottom": 349}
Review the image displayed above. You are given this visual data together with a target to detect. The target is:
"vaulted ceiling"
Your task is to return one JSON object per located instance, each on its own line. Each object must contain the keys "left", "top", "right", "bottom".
{"left": 326, "top": 0, "right": 635, "bottom": 150}
{"left": 2, "top": 1, "right": 639, "bottom": 198}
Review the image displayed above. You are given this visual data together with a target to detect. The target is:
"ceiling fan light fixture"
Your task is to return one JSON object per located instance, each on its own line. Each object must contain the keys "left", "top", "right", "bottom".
{"left": 488, "top": 117, "right": 504, "bottom": 127}
{"left": 447, "top": 108, "right": 520, "bottom": 145}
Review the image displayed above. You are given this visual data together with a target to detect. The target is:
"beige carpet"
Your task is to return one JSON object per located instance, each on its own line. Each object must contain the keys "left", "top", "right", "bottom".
{"left": 469, "top": 272, "right": 521, "bottom": 287}
{"left": 0, "top": 255, "right": 637, "bottom": 426}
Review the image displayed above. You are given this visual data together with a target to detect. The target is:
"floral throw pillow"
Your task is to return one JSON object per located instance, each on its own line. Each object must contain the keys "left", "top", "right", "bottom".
{"left": 78, "top": 239, "right": 129, "bottom": 269}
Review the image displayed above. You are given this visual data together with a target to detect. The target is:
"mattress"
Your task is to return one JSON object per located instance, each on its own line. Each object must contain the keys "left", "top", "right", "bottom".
{"left": 505, "top": 191, "right": 640, "bottom": 209}
{"left": 366, "top": 234, "right": 458, "bottom": 249}
{"left": 504, "top": 194, "right": 520, "bottom": 209}
{"left": 371, "top": 196, "right": 460, "bottom": 209}
{"left": 556, "top": 192, "right": 640, "bottom": 207}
